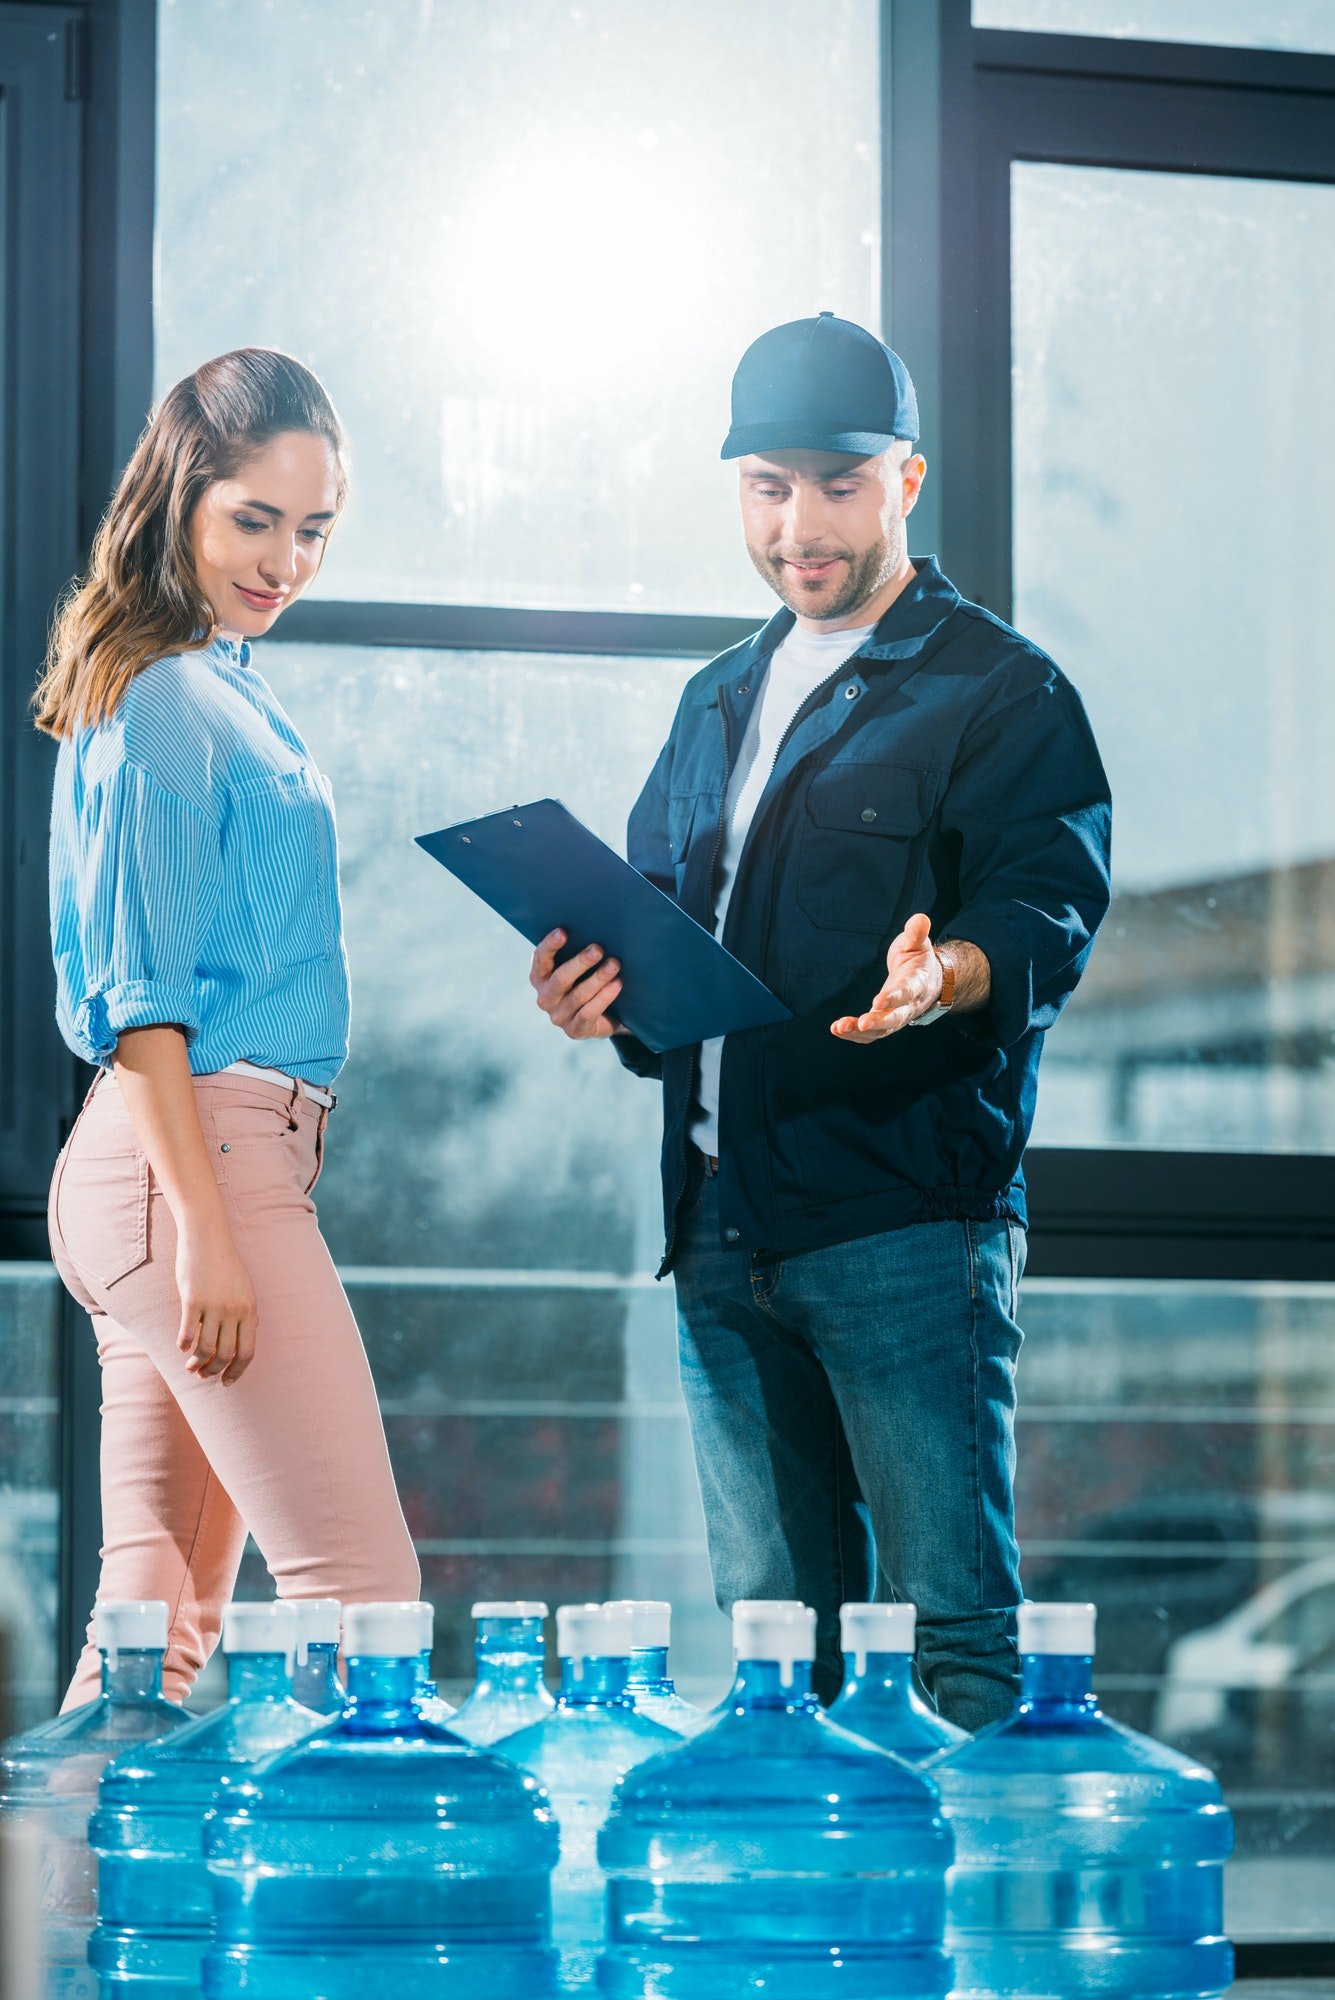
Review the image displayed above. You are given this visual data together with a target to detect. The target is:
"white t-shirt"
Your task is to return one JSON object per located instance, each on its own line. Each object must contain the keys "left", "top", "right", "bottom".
{"left": 689, "top": 618, "right": 876, "bottom": 1157}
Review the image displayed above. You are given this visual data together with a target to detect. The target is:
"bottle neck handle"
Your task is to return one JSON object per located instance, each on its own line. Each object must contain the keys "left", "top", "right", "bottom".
{"left": 100, "top": 1650, "right": 166, "bottom": 1700}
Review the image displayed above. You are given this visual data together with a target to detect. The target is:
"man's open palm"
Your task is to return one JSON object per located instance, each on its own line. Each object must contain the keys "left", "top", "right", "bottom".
{"left": 831, "top": 912, "right": 942, "bottom": 1043}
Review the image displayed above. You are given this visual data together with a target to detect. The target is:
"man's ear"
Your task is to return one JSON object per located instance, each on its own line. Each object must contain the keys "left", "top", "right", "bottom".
{"left": 902, "top": 453, "right": 928, "bottom": 515}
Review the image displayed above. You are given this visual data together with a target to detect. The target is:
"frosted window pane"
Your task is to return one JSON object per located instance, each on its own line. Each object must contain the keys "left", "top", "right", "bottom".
{"left": 0, "top": 1267, "right": 62, "bottom": 1727}
{"left": 1011, "top": 165, "right": 1335, "bottom": 1152}
{"left": 155, "top": 1, "right": 880, "bottom": 615}
{"left": 973, "top": 0, "right": 1335, "bottom": 52}
{"left": 1018, "top": 1277, "right": 1335, "bottom": 1940}
{"left": 258, "top": 643, "right": 691, "bottom": 1271}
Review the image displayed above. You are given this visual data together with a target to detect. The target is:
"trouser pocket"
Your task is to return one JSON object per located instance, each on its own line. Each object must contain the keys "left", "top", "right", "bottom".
{"left": 53, "top": 1132, "right": 151, "bottom": 1292}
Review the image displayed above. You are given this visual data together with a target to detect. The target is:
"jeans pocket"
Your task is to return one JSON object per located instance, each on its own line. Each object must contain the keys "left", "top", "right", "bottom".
{"left": 55, "top": 1140, "right": 150, "bottom": 1291}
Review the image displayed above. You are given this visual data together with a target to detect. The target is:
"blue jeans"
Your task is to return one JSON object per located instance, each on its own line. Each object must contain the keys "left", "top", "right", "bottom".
{"left": 673, "top": 1172, "right": 1026, "bottom": 1730}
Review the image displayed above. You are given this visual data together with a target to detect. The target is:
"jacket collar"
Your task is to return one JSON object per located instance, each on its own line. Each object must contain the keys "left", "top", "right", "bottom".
{"left": 708, "top": 554, "right": 961, "bottom": 696}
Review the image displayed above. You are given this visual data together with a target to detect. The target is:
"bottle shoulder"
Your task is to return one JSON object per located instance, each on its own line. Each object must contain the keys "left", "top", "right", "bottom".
{"left": 612, "top": 1705, "right": 942, "bottom": 1817}
{"left": 829, "top": 1685, "right": 967, "bottom": 1763}
{"left": 98, "top": 1698, "right": 324, "bottom": 1801}
{"left": 933, "top": 1708, "right": 1226, "bottom": 1802}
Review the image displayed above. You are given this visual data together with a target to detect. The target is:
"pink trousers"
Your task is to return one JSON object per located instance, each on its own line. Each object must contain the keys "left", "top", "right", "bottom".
{"left": 48, "top": 1068, "right": 419, "bottom": 1708}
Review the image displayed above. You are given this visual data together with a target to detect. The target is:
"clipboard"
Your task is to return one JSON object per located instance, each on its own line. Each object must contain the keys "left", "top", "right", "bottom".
{"left": 415, "top": 798, "right": 791, "bottom": 1054}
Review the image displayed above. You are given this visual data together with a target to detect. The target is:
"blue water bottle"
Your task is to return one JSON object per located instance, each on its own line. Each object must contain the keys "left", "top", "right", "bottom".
{"left": 934, "top": 1600, "right": 1234, "bottom": 1998}
{"left": 202, "top": 1599, "right": 558, "bottom": 1999}
{"left": 88, "top": 1600, "right": 323, "bottom": 1996}
{"left": 828, "top": 1603, "right": 967, "bottom": 1764}
{"left": 597, "top": 1599, "right": 953, "bottom": 1998}
{"left": 290, "top": 1599, "right": 343, "bottom": 1714}
{"left": 0, "top": 1601, "right": 189, "bottom": 2000}
{"left": 604, "top": 1600, "right": 703, "bottom": 1736}
{"left": 450, "top": 1602, "right": 554, "bottom": 1746}
{"left": 498, "top": 1601, "right": 679, "bottom": 1992}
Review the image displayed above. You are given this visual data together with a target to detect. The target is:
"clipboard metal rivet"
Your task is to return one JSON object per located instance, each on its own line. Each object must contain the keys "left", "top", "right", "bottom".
{"left": 844, "top": 684, "right": 860, "bottom": 700}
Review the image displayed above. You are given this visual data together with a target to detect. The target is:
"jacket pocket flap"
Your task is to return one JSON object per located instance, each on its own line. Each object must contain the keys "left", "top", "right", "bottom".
{"left": 806, "top": 763, "right": 944, "bottom": 835}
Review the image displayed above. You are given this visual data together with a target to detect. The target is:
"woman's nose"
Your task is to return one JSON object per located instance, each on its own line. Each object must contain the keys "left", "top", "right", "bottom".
{"left": 260, "top": 538, "right": 300, "bottom": 585}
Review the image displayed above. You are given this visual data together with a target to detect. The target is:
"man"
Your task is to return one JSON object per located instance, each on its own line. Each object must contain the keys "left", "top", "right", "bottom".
{"left": 531, "top": 313, "right": 1111, "bottom": 1728}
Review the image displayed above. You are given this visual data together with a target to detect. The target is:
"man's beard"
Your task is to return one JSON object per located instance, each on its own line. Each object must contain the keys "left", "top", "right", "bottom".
{"left": 748, "top": 531, "right": 902, "bottom": 623}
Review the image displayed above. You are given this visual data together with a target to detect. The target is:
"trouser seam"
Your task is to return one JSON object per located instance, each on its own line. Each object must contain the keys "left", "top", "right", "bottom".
{"left": 220, "top": 1173, "right": 355, "bottom": 1582}
{"left": 966, "top": 1221, "right": 985, "bottom": 1605}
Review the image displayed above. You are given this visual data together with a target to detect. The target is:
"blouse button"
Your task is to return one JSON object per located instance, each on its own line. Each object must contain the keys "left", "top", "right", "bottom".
{"left": 220, "top": 1143, "right": 231, "bottom": 1154}
{"left": 861, "top": 808, "right": 877, "bottom": 823}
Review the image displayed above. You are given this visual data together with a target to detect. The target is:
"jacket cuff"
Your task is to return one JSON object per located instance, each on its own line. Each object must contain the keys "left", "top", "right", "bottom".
{"left": 610, "top": 1029, "right": 663, "bottom": 1080}
{"left": 939, "top": 917, "right": 1033, "bottom": 1050}
{"left": 75, "top": 981, "right": 200, "bottom": 1063}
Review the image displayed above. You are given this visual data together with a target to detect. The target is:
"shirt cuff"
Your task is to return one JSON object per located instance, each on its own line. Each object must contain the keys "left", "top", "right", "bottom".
{"left": 940, "top": 915, "right": 1033, "bottom": 1050}
{"left": 75, "top": 981, "right": 200, "bottom": 1063}
{"left": 610, "top": 1030, "right": 663, "bottom": 1080}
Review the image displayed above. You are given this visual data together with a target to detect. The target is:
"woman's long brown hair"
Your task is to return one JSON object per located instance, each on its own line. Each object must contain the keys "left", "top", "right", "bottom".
{"left": 34, "top": 348, "right": 348, "bottom": 739}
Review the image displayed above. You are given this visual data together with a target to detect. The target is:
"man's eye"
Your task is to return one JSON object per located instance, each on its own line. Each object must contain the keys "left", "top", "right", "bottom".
{"left": 827, "top": 488, "right": 856, "bottom": 499}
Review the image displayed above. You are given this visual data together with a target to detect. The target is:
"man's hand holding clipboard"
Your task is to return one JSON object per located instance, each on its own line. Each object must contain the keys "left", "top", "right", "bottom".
{"left": 415, "top": 798, "right": 790, "bottom": 1055}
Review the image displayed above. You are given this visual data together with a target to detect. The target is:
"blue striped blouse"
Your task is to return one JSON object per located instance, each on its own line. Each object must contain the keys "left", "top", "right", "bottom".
{"left": 49, "top": 634, "right": 350, "bottom": 1086}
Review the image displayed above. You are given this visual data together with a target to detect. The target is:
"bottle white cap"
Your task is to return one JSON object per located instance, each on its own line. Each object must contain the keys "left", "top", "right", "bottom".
{"left": 343, "top": 1602, "right": 427, "bottom": 1659}
{"left": 732, "top": 1601, "right": 816, "bottom": 1688}
{"left": 95, "top": 1600, "right": 168, "bottom": 1665}
{"left": 603, "top": 1600, "right": 671, "bottom": 1649}
{"left": 556, "top": 1601, "right": 636, "bottom": 1679}
{"left": 840, "top": 1602, "right": 916, "bottom": 1672}
{"left": 1018, "top": 1601, "right": 1097, "bottom": 1656}
{"left": 290, "top": 1598, "right": 342, "bottom": 1665}
{"left": 728, "top": 1599, "right": 804, "bottom": 1654}
{"left": 472, "top": 1601, "right": 548, "bottom": 1620}
{"left": 222, "top": 1601, "right": 299, "bottom": 1670}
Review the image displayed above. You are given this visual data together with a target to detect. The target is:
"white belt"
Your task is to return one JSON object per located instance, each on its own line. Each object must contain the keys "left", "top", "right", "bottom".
{"left": 221, "top": 1060, "right": 336, "bottom": 1110}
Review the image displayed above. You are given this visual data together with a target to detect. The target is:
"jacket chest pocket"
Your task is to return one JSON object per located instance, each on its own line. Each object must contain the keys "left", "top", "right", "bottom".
{"left": 228, "top": 767, "right": 337, "bottom": 972}
{"left": 668, "top": 791, "right": 717, "bottom": 899}
{"left": 796, "top": 762, "right": 944, "bottom": 933}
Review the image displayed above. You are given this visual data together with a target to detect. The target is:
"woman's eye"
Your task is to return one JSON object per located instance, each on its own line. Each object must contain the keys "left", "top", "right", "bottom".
{"left": 235, "top": 516, "right": 266, "bottom": 533}
{"left": 298, "top": 528, "right": 327, "bottom": 544}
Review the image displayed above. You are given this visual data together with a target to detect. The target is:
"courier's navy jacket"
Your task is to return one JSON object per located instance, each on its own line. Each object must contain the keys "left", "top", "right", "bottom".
{"left": 615, "top": 556, "right": 1112, "bottom": 1275}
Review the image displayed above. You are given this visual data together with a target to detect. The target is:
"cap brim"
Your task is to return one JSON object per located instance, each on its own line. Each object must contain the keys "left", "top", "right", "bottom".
{"left": 720, "top": 422, "right": 907, "bottom": 461}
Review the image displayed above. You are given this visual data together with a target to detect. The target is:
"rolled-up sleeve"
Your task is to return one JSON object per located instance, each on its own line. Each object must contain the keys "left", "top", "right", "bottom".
{"left": 940, "top": 671, "right": 1112, "bottom": 1050}
{"left": 66, "top": 761, "right": 223, "bottom": 1063}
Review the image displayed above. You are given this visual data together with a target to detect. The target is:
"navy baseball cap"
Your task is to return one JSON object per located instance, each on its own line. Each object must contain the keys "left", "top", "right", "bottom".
{"left": 721, "top": 311, "right": 919, "bottom": 460}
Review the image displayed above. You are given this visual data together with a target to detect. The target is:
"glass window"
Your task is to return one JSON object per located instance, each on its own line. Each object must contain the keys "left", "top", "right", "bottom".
{"left": 972, "top": 0, "right": 1335, "bottom": 53}
{"left": 227, "top": 641, "right": 732, "bottom": 1692}
{"left": 155, "top": 0, "right": 880, "bottom": 616}
{"left": 1010, "top": 163, "right": 1335, "bottom": 1151}
{"left": 1019, "top": 1277, "right": 1335, "bottom": 1940}
{"left": 0, "top": 1266, "right": 61, "bottom": 1730}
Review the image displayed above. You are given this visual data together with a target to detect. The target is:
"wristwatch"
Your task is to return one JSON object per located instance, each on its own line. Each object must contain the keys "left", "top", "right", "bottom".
{"left": 909, "top": 944, "right": 957, "bottom": 1028}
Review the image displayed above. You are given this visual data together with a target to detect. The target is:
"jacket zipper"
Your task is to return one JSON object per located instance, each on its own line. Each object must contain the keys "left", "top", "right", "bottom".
{"left": 657, "top": 686, "right": 735, "bottom": 1279}
{"left": 717, "top": 652, "right": 866, "bottom": 956}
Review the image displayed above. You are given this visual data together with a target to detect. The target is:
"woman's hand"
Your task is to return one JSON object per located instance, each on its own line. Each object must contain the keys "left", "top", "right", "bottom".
{"left": 175, "top": 1214, "right": 259, "bottom": 1385}
{"left": 112, "top": 1024, "right": 260, "bottom": 1386}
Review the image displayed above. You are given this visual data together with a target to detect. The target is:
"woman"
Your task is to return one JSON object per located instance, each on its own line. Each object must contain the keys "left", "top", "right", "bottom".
{"left": 36, "top": 348, "right": 420, "bottom": 1707}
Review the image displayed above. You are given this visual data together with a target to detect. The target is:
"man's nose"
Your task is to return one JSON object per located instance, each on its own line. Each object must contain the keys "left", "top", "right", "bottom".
{"left": 782, "top": 488, "right": 828, "bottom": 549}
